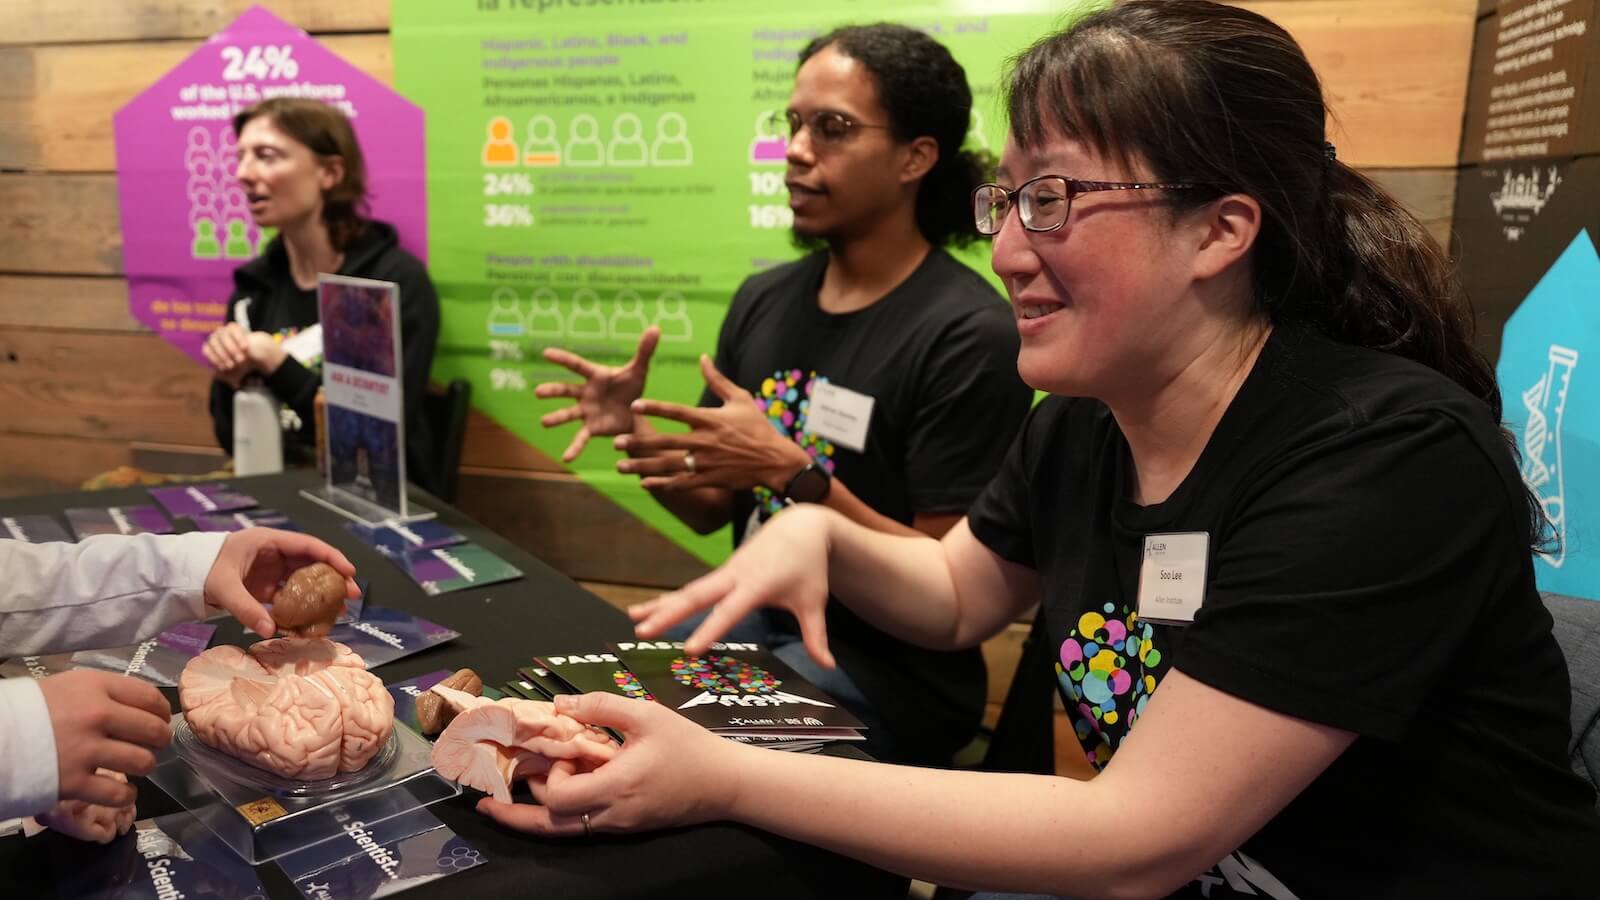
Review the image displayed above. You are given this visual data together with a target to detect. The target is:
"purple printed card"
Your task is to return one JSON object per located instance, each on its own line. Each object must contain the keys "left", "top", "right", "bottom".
{"left": 189, "top": 507, "right": 301, "bottom": 532}
{"left": 65, "top": 505, "right": 174, "bottom": 539}
{"left": 345, "top": 519, "right": 465, "bottom": 556}
{"left": 0, "top": 514, "right": 74, "bottom": 543}
{"left": 149, "top": 482, "right": 257, "bottom": 517}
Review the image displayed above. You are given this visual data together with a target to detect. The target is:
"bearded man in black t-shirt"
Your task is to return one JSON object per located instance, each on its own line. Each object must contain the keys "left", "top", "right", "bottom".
{"left": 535, "top": 24, "right": 1031, "bottom": 765}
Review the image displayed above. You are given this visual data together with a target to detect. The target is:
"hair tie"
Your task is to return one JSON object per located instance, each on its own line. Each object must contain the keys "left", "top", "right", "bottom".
{"left": 1322, "top": 141, "right": 1338, "bottom": 164}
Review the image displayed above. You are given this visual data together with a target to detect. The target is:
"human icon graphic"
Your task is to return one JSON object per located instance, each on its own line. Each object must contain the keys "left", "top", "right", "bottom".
{"left": 651, "top": 112, "right": 693, "bottom": 166}
{"left": 566, "top": 115, "right": 605, "bottom": 167}
{"left": 184, "top": 127, "right": 216, "bottom": 172}
{"left": 566, "top": 288, "right": 607, "bottom": 339}
{"left": 654, "top": 291, "right": 693, "bottom": 341}
{"left": 523, "top": 115, "right": 561, "bottom": 166}
{"left": 608, "top": 289, "right": 650, "bottom": 340}
{"left": 483, "top": 117, "right": 518, "bottom": 166}
{"left": 526, "top": 287, "right": 565, "bottom": 338}
{"left": 487, "top": 287, "right": 526, "bottom": 337}
{"left": 223, "top": 219, "right": 253, "bottom": 259}
{"left": 191, "top": 219, "right": 222, "bottom": 259}
{"left": 607, "top": 113, "right": 648, "bottom": 167}
{"left": 749, "top": 110, "right": 787, "bottom": 164}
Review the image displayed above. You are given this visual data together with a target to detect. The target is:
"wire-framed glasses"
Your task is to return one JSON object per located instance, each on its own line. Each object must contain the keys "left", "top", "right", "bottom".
{"left": 973, "top": 174, "right": 1206, "bottom": 235}
{"left": 767, "top": 109, "right": 892, "bottom": 147}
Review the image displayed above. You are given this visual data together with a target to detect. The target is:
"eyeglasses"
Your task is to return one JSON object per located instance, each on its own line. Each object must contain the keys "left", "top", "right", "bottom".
{"left": 972, "top": 174, "right": 1206, "bottom": 235}
{"left": 768, "top": 109, "right": 892, "bottom": 147}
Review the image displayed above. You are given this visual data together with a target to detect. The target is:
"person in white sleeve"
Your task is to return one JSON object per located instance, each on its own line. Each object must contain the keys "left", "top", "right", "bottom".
{"left": 0, "top": 527, "right": 357, "bottom": 836}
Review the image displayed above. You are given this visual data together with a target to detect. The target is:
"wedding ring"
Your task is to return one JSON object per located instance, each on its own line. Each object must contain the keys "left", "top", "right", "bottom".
{"left": 683, "top": 452, "right": 697, "bottom": 474}
{"left": 582, "top": 812, "right": 593, "bottom": 836}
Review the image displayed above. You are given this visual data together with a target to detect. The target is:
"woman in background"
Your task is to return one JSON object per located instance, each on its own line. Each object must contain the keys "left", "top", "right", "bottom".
{"left": 202, "top": 98, "right": 441, "bottom": 493}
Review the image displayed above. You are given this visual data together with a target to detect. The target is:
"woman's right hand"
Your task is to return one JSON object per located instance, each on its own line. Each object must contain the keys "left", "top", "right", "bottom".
{"left": 629, "top": 503, "right": 838, "bottom": 668}
{"left": 201, "top": 322, "right": 254, "bottom": 388}
{"left": 535, "top": 326, "right": 660, "bottom": 462}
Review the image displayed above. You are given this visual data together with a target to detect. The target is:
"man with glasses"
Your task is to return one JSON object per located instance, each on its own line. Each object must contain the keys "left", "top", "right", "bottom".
{"left": 537, "top": 23, "right": 1030, "bottom": 766}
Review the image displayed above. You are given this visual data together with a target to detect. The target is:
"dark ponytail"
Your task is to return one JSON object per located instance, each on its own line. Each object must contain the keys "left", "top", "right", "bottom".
{"left": 800, "top": 23, "right": 992, "bottom": 249}
{"left": 1006, "top": 0, "right": 1550, "bottom": 551}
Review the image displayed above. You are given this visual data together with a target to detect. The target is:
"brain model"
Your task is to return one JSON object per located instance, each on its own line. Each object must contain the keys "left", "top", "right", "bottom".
{"left": 179, "top": 638, "right": 394, "bottom": 780}
{"left": 428, "top": 686, "right": 616, "bottom": 803}
{"left": 271, "top": 562, "right": 347, "bottom": 638}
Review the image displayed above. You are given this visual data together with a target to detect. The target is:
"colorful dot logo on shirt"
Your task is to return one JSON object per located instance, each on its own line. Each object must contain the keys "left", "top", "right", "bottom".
{"left": 752, "top": 368, "right": 838, "bottom": 516}
{"left": 612, "top": 669, "right": 655, "bottom": 701}
{"left": 671, "top": 655, "right": 780, "bottom": 695}
{"left": 1055, "top": 602, "right": 1165, "bottom": 770}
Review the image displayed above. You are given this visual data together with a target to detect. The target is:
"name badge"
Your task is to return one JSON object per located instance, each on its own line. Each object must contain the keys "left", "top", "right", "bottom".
{"left": 1136, "top": 532, "right": 1208, "bottom": 625}
{"left": 804, "top": 381, "right": 874, "bottom": 452}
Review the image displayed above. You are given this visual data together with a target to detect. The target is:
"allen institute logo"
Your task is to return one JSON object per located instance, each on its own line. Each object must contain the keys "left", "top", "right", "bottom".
{"left": 1490, "top": 165, "right": 1562, "bottom": 241}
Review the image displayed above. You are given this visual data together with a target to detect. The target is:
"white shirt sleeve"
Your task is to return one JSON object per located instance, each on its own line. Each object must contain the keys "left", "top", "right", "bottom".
{"left": 0, "top": 677, "right": 57, "bottom": 819}
{"left": 0, "top": 531, "right": 226, "bottom": 819}
{"left": 0, "top": 531, "right": 226, "bottom": 656}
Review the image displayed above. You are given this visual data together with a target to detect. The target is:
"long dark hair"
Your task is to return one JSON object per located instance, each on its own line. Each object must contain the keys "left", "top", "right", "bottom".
{"left": 1006, "top": 0, "right": 1551, "bottom": 552}
{"left": 233, "top": 98, "right": 369, "bottom": 251}
{"left": 799, "top": 23, "right": 991, "bottom": 249}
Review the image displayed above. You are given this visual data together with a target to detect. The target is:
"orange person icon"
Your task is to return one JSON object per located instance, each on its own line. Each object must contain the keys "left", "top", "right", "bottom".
{"left": 483, "top": 117, "right": 517, "bottom": 166}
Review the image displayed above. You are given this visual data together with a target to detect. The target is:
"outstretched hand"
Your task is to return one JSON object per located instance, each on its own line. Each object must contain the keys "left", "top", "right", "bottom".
{"left": 614, "top": 355, "right": 811, "bottom": 493}
{"left": 628, "top": 504, "right": 836, "bottom": 668}
{"left": 536, "top": 326, "right": 661, "bottom": 462}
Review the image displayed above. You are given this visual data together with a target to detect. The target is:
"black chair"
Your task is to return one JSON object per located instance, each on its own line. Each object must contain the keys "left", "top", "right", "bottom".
{"left": 1544, "top": 591, "right": 1600, "bottom": 812}
{"left": 421, "top": 378, "right": 472, "bottom": 504}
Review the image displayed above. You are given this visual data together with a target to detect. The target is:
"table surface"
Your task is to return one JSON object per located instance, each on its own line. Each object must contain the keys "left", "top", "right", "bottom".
{"left": 0, "top": 470, "right": 905, "bottom": 899}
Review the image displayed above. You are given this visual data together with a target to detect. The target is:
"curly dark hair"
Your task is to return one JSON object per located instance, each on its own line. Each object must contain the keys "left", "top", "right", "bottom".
{"left": 798, "top": 23, "right": 991, "bottom": 249}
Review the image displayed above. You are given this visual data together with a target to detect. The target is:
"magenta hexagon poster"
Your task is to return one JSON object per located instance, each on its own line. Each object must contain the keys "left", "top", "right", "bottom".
{"left": 113, "top": 5, "right": 426, "bottom": 362}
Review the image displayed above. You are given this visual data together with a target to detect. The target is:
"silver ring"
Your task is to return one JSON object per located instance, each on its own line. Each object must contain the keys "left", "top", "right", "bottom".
{"left": 582, "top": 812, "right": 592, "bottom": 836}
{"left": 683, "top": 452, "right": 697, "bottom": 474}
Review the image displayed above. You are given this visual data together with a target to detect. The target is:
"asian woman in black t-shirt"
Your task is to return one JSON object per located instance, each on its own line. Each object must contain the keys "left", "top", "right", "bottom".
{"left": 470, "top": 3, "right": 1600, "bottom": 896}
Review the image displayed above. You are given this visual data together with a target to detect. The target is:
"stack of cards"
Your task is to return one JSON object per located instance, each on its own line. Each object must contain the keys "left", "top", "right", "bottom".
{"left": 0, "top": 623, "right": 217, "bottom": 688}
{"left": 326, "top": 605, "right": 461, "bottom": 669}
{"left": 1, "top": 514, "right": 73, "bottom": 543}
{"left": 64, "top": 505, "right": 174, "bottom": 539}
{"left": 148, "top": 483, "right": 258, "bottom": 518}
{"left": 189, "top": 508, "right": 301, "bottom": 532}
{"left": 525, "top": 642, "right": 866, "bottom": 751}
{"left": 345, "top": 520, "right": 524, "bottom": 596}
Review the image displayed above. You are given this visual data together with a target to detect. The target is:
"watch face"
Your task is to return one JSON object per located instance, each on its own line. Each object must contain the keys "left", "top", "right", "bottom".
{"left": 787, "top": 464, "right": 831, "bottom": 504}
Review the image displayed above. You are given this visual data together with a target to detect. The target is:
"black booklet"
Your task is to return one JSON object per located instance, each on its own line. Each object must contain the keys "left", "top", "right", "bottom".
{"left": 611, "top": 640, "right": 865, "bottom": 740}
{"left": 535, "top": 647, "right": 833, "bottom": 750}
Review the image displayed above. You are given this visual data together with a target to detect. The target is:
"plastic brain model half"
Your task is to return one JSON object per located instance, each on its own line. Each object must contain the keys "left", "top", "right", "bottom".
{"left": 178, "top": 637, "right": 395, "bottom": 780}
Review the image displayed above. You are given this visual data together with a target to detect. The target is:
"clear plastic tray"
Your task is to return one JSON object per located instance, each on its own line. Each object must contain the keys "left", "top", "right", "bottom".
{"left": 148, "top": 713, "right": 461, "bottom": 864}
{"left": 171, "top": 716, "right": 400, "bottom": 800}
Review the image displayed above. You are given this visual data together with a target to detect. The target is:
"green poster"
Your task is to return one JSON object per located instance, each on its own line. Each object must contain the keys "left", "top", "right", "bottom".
{"left": 392, "top": 0, "right": 1102, "bottom": 565}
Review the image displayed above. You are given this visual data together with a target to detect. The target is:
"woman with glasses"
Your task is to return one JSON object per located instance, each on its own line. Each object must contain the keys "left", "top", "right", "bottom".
{"left": 533, "top": 23, "right": 1031, "bottom": 767}
{"left": 488, "top": 3, "right": 1600, "bottom": 896}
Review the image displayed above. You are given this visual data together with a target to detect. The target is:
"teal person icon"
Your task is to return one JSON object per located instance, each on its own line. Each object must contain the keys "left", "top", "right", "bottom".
{"left": 192, "top": 218, "right": 222, "bottom": 259}
{"left": 223, "top": 220, "right": 252, "bottom": 259}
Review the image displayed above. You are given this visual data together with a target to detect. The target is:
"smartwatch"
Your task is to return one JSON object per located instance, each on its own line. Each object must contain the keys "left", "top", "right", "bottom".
{"left": 780, "top": 461, "right": 832, "bottom": 505}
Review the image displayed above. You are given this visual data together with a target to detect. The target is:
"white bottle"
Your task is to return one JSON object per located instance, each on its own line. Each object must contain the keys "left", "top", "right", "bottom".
{"left": 233, "top": 379, "right": 284, "bottom": 476}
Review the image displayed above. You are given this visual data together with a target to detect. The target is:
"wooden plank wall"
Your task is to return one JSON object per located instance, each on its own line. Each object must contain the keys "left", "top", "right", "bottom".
{"left": 0, "top": 1, "right": 1480, "bottom": 757}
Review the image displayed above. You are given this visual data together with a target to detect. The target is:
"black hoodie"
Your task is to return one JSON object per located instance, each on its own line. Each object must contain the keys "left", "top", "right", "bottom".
{"left": 208, "top": 220, "right": 442, "bottom": 494}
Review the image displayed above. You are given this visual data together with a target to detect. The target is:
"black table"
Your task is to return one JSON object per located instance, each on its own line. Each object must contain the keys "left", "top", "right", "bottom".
{"left": 0, "top": 470, "right": 905, "bottom": 899}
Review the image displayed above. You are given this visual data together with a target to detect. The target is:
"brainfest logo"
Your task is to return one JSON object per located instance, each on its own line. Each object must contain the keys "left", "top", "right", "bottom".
{"left": 1489, "top": 164, "right": 1562, "bottom": 241}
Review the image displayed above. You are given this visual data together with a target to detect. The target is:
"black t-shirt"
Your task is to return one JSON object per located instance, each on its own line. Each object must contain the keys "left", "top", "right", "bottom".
{"left": 208, "top": 221, "right": 442, "bottom": 493}
{"left": 708, "top": 248, "right": 1033, "bottom": 763}
{"left": 968, "top": 325, "right": 1600, "bottom": 898}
